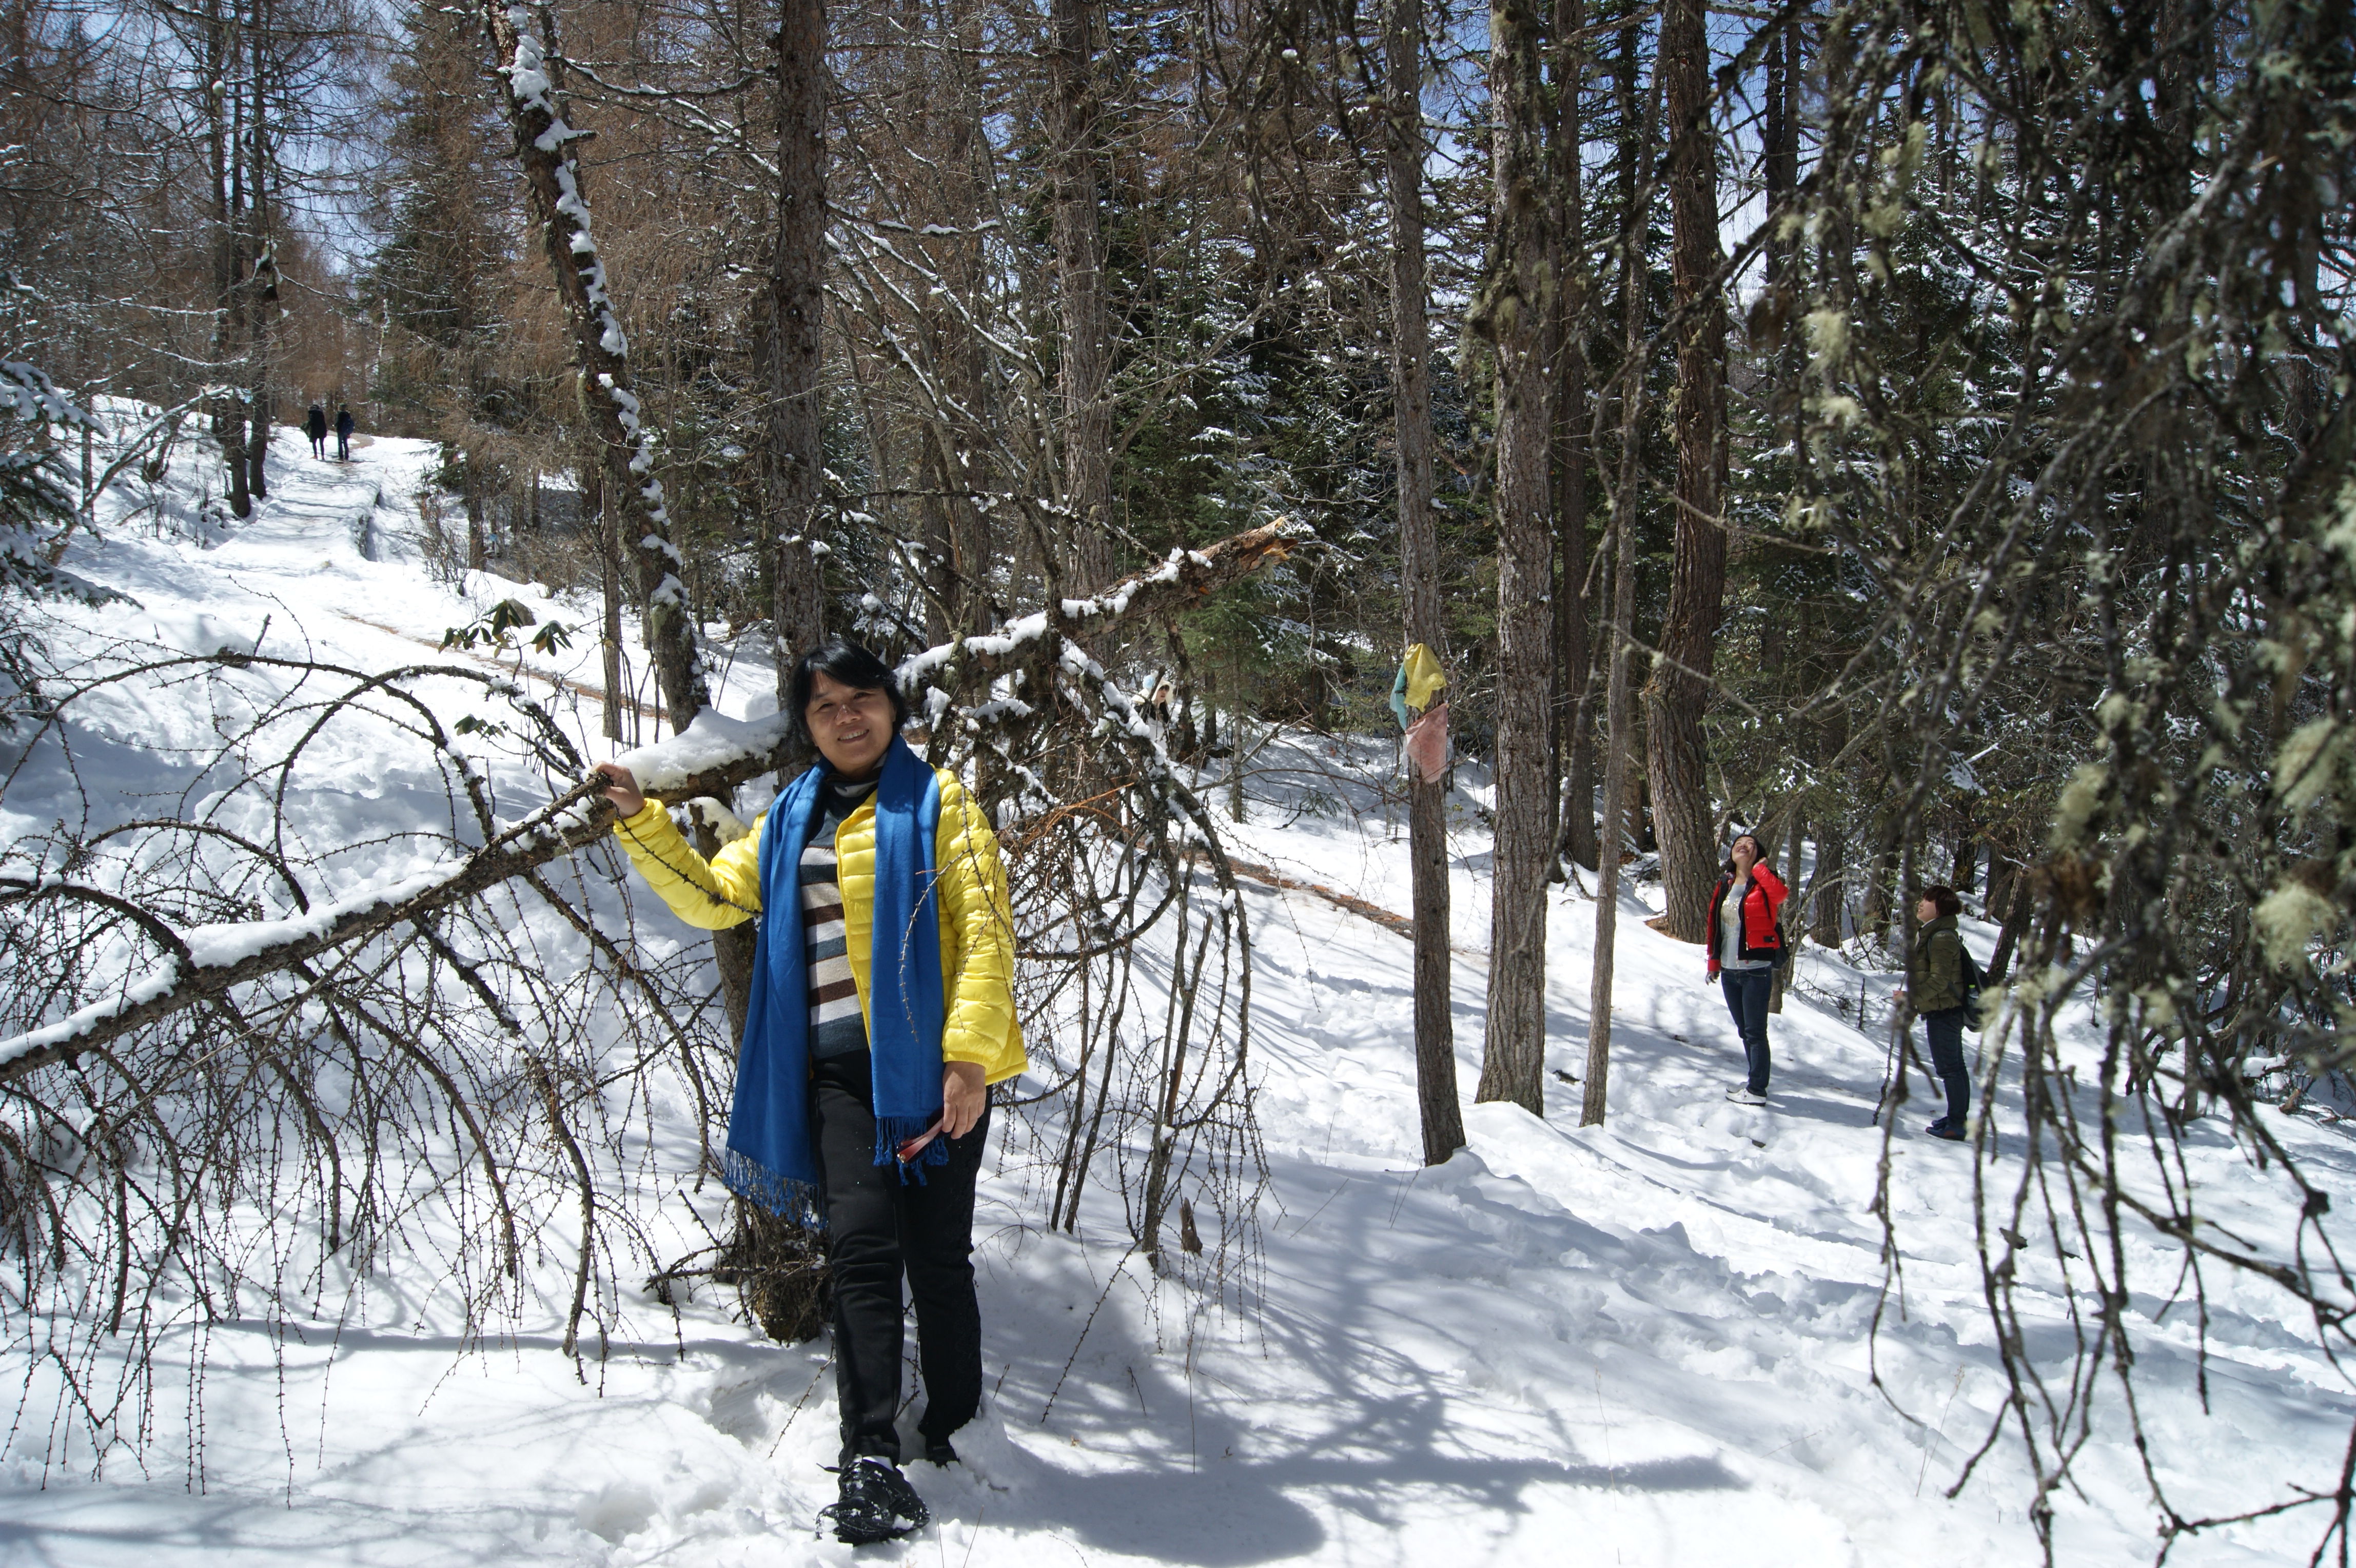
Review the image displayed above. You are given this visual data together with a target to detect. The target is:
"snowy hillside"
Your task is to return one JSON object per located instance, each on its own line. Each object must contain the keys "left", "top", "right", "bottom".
{"left": 1, "top": 420, "right": 2349, "bottom": 1566}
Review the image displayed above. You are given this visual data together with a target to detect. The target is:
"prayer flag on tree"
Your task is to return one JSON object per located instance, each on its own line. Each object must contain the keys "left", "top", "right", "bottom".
{"left": 1389, "top": 643, "right": 1451, "bottom": 784}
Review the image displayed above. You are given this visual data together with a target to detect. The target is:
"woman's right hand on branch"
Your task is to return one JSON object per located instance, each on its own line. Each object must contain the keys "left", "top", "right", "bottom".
{"left": 594, "top": 761, "right": 645, "bottom": 817}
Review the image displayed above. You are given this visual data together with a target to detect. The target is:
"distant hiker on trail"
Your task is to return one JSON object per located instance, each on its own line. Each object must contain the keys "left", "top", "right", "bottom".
{"left": 334, "top": 404, "right": 355, "bottom": 461}
{"left": 1707, "top": 832, "right": 1789, "bottom": 1105}
{"left": 305, "top": 404, "right": 327, "bottom": 460}
{"left": 594, "top": 638, "right": 1024, "bottom": 1546}
{"left": 1897, "top": 885, "right": 1972, "bottom": 1141}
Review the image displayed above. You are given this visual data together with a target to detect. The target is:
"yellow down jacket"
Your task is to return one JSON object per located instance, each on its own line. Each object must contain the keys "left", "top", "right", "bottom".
{"left": 612, "top": 770, "right": 1027, "bottom": 1084}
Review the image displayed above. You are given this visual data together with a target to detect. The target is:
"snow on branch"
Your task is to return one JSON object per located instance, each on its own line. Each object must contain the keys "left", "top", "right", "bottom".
{"left": 0, "top": 520, "right": 1298, "bottom": 1079}
{"left": 478, "top": 0, "right": 705, "bottom": 723}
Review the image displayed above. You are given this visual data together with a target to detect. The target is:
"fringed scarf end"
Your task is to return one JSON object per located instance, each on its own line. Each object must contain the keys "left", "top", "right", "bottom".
{"left": 721, "top": 1147, "right": 827, "bottom": 1229}
{"left": 874, "top": 1115, "right": 951, "bottom": 1184}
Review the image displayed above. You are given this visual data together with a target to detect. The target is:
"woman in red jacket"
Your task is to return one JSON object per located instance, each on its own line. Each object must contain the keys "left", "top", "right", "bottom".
{"left": 1707, "top": 833, "right": 1789, "bottom": 1104}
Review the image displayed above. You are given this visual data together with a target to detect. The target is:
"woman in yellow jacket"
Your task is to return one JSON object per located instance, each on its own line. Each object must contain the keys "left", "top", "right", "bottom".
{"left": 595, "top": 638, "right": 1023, "bottom": 1545}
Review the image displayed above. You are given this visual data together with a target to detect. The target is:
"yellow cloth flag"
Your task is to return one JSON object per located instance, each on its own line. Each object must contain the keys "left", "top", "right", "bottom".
{"left": 1401, "top": 642, "right": 1446, "bottom": 713}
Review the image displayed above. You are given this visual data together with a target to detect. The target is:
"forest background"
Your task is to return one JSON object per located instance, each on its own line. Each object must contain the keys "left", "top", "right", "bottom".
{"left": 3, "top": 0, "right": 2355, "bottom": 1555}
{"left": 11, "top": 0, "right": 2349, "bottom": 996}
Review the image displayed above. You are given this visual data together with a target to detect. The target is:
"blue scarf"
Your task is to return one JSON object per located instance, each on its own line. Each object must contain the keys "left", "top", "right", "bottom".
{"left": 721, "top": 735, "right": 948, "bottom": 1225}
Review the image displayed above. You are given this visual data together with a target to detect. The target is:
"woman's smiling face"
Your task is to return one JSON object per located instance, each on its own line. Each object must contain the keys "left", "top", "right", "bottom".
{"left": 806, "top": 670, "right": 895, "bottom": 777}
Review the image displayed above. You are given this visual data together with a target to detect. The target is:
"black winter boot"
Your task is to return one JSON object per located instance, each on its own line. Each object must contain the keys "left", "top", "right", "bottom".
{"left": 820, "top": 1456, "right": 930, "bottom": 1544}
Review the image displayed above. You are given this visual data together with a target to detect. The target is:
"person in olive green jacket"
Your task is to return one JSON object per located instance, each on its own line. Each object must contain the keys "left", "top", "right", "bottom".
{"left": 1897, "top": 884, "right": 1971, "bottom": 1141}
{"left": 594, "top": 638, "right": 1023, "bottom": 1545}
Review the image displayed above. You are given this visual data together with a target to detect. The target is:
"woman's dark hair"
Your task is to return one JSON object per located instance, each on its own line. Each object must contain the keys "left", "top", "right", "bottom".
{"left": 789, "top": 637, "right": 909, "bottom": 736}
{"left": 1918, "top": 884, "right": 1964, "bottom": 918}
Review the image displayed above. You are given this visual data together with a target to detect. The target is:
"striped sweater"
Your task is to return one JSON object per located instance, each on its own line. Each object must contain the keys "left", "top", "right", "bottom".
{"left": 800, "top": 774, "right": 880, "bottom": 1058}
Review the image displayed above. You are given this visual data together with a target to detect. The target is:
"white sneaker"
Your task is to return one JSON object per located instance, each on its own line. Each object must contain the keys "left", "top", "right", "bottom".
{"left": 1725, "top": 1086, "right": 1768, "bottom": 1106}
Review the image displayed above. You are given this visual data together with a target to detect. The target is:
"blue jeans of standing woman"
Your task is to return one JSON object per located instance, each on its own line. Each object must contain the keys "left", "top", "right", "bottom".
{"left": 1720, "top": 967, "right": 1773, "bottom": 1094}
{"left": 1922, "top": 1006, "right": 1970, "bottom": 1129}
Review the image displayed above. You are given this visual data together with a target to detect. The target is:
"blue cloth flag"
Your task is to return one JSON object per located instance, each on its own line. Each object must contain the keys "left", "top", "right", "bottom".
{"left": 722, "top": 735, "right": 948, "bottom": 1225}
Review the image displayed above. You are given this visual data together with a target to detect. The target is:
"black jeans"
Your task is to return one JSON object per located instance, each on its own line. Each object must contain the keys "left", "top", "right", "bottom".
{"left": 1720, "top": 967, "right": 1774, "bottom": 1093}
{"left": 1922, "top": 1007, "right": 1970, "bottom": 1127}
{"left": 813, "top": 1049, "right": 989, "bottom": 1465}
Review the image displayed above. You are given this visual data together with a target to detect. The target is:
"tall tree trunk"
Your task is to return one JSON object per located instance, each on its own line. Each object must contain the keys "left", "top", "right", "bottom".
{"left": 915, "top": 0, "right": 992, "bottom": 645}
{"left": 478, "top": 0, "right": 708, "bottom": 727}
{"left": 1639, "top": 0, "right": 1727, "bottom": 943}
{"left": 245, "top": 255, "right": 274, "bottom": 500}
{"left": 587, "top": 461, "right": 629, "bottom": 743}
{"left": 697, "top": 814, "right": 757, "bottom": 1044}
{"left": 1861, "top": 810, "right": 1901, "bottom": 942}
{"left": 1986, "top": 863, "right": 2032, "bottom": 985}
{"left": 948, "top": 0, "right": 994, "bottom": 633}
{"left": 1950, "top": 824, "right": 1977, "bottom": 891}
{"left": 1050, "top": 0, "right": 1114, "bottom": 592}
{"left": 206, "top": 0, "right": 250, "bottom": 522}
{"left": 1553, "top": 0, "right": 1598, "bottom": 875}
{"left": 244, "top": 9, "right": 273, "bottom": 502}
{"left": 1809, "top": 820, "right": 1844, "bottom": 945}
{"left": 1985, "top": 849, "right": 2016, "bottom": 931}
{"left": 1587, "top": 475, "right": 1642, "bottom": 1127}
{"left": 920, "top": 447, "right": 957, "bottom": 648}
{"left": 1474, "top": 0, "right": 1554, "bottom": 1118}
{"left": 727, "top": 0, "right": 833, "bottom": 1147}
{"left": 1583, "top": 38, "right": 1663, "bottom": 1129}
{"left": 767, "top": 0, "right": 830, "bottom": 678}
{"left": 1763, "top": 8, "right": 1797, "bottom": 285}
{"left": 1769, "top": 809, "right": 1803, "bottom": 1012}
{"left": 712, "top": 0, "right": 839, "bottom": 1338}
{"left": 1385, "top": 0, "right": 1464, "bottom": 1166}
{"left": 464, "top": 449, "right": 488, "bottom": 571}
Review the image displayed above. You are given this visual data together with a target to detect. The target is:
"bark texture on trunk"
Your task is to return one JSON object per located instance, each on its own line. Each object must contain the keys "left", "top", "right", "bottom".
{"left": 1384, "top": 0, "right": 1464, "bottom": 1166}
{"left": 1986, "top": 863, "right": 2032, "bottom": 984}
{"left": 1552, "top": 0, "right": 1597, "bottom": 874}
{"left": 1584, "top": 46, "right": 1662, "bottom": 1129}
{"left": 207, "top": 0, "right": 251, "bottom": 522}
{"left": 244, "top": 20, "right": 274, "bottom": 504}
{"left": 1862, "top": 812, "right": 1900, "bottom": 942}
{"left": 464, "top": 449, "right": 488, "bottom": 571}
{"left": 586, "top": 461, "right": 629, "bottom": 744}
{"left": 1809, "top": 824, "right": 1847, "bottom": 946}
{"left": 1640, "top": 0, "right": 1728, "bottom": 944}
{"left": 246, "top": 266, "right": 274, "bottom": 497}
{"left": 691, "top": 811, "right": 758, "bottom": 1044}
{"left": 916, "top": 0, "right": 992, "bottom": 644}
{"left": 767, "top": 0, "right": 830, "bottom": 680}
{"left": 1474, "top": 0, "right": 1554, "bottom": 1118}
{"left": 1764, "top": 12, "right": 1797, "bottom": 281}
{"left": 1587, "top": 500, "right": 1642, "bottom": 1124}
{"left": 1050, "top": 0, "right": 1114, "bottom": 592}
{"left": 1985, "top": 850, "right": 2016, "bottom": 934}
{"left": 479, "top": 0, "right": 709, "bottom": 728}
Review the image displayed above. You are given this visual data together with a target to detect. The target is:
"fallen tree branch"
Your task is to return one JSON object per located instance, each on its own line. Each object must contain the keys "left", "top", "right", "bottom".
{"left": 1216, "top": 852, "right": 1413, "bottom": 939}
{"left": 0, "top": 520, "right": 1300, "bottom": 1081}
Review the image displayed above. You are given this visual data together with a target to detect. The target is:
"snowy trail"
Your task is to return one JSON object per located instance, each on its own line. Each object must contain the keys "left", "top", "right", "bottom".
{"left": 1, "top": 423, "right": 2349, "bottom": 1565}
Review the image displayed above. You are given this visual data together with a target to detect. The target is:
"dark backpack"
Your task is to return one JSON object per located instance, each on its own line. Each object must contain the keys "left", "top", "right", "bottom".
{"left": 1957, "top": 943, "right": 1986, "bottom": 1030}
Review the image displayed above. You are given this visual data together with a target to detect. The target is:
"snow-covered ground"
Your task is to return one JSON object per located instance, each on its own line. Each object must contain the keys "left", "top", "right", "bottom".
{"left": 2, "top": 421, "right": 2350, "bottom": 1565}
